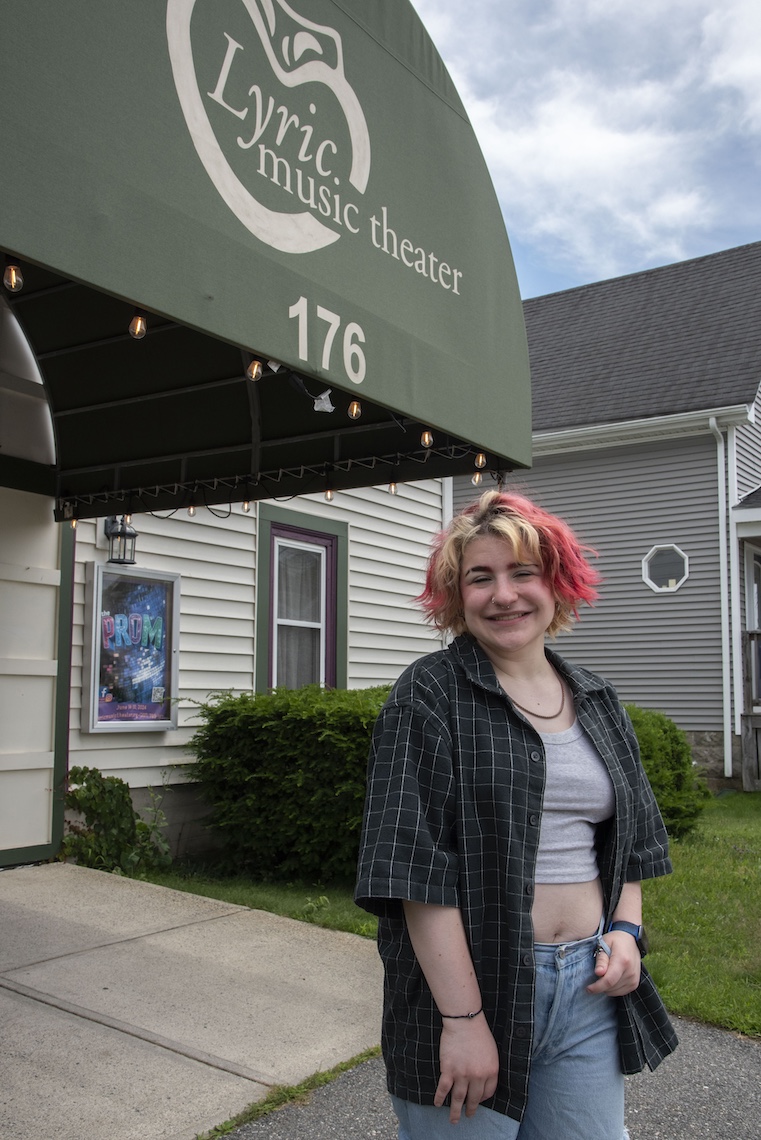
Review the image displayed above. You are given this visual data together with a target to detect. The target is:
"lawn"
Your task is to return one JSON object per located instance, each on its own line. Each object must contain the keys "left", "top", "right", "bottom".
{"left": 642, "top": 790, "right": 761, "bottom": 1036}
{"left": 147, "top": 790, "right": 761, "bottom": 1037}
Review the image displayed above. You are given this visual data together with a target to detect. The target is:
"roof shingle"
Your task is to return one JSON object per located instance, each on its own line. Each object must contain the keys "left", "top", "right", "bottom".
{"left": 526, "top": 241, "right": 761, "bottom": 432}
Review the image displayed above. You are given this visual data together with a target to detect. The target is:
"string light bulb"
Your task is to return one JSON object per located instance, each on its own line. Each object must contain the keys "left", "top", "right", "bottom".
{"left": 242, "top": 500, "right": 251, "bottom": 513}
{"left": 421, "top": 429, "right": 433, "bottom": 448}
{"left": 348, "top": 400, "right": 362, "bottom": 419}
{"left": 129, "top": 312, "right": 147, "bottom": 340}
{"left": 475, "top": 452, "right": 487, "bottom": 469}
{"left": 246, "top": 358, "right": 263, "bottom": 382}
{"left": 388, "top": 482, "right": 398, "bottom": 495}
{"left": 187, "top": 504, "right": 196, "bottom": 517}
{"left": 324, "top": 488, "right": 334, "bottom": 502}
{"left": 3, "top": 258, "right": 23, "bottom": 293}
{"left": 471, "top": 470, "right": 483, "bottom": 487}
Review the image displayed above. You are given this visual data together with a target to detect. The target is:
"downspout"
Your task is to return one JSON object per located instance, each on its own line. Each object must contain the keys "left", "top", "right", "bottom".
{"left": 709, "top": 417, "right": 734, "bottom": 777}
{"left": 441, "top": 478, "right": 454, "bottom": 648}
{"left": 442, "top": 476, "right": 454, "bottom": 528}
{"left": 727, "top": 426, "right": 743, "bottom": 740}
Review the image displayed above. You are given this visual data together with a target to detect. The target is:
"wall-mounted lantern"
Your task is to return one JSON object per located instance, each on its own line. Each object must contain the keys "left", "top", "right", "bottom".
{"left": 104, "top": 515, "right": 138, "bottom": 564}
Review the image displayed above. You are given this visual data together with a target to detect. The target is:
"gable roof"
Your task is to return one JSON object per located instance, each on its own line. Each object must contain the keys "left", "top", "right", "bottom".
{"left": 526, "top": 241, "right": 761, "bottom": 433}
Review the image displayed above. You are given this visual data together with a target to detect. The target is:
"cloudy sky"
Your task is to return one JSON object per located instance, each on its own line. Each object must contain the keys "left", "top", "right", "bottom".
{"left": 412, "top": 0, "right": 761, "bottom": 298}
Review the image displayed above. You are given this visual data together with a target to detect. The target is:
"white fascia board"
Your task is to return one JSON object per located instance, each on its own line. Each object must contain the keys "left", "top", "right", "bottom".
{"left": 532, "top": 405, "right": 754, "bottom": 457}
{"left": 734, "top": 514, "right": 761, "bottom": 536}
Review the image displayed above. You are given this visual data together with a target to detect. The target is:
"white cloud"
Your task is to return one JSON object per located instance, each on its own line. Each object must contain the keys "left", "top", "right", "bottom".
{"left": 411, "top": 0, "right": 761, "bottom": 292}
{"left": 703, "top": 0, "right": 761, "bottom": 131}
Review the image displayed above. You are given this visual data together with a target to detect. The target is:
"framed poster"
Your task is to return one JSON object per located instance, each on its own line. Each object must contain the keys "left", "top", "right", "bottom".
{"left": 82, "top": 562, "right": 180, "bottom": 732}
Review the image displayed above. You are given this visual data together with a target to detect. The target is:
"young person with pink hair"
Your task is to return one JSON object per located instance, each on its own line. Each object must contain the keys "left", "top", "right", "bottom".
{"left": 356, "top": 491, "right": 676, "bottom": 1139}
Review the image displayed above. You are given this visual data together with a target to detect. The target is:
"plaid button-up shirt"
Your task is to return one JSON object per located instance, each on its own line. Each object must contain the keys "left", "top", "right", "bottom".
{"left": 355, "top": 634, "right": 677, "bottom": 1122}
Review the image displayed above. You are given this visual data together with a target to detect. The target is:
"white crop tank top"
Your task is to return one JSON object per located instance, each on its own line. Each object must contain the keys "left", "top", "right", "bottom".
{"left": 534, "top": 719, "right": 615, "bottom": 884}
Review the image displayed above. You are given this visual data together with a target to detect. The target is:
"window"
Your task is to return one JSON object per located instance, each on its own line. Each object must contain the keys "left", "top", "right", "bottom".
{"left": 256, "top": 505, "right": 347, "bottom": 691}
{"left": 752, "top": 555, "right": 761, "bottom": 632}
{"left": 743, "top": 545, "right": 761, "bottom": 708}
{"left": 273, "top": 532, "right": 331, "bottom": 688}
{"left": 642, "top": 544, "right": 689, "bottom": 593}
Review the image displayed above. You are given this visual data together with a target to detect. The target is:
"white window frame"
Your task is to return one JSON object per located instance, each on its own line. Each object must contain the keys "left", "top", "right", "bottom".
{"left": 642, "top": 544, "right": 689, "bottom": 593}
{"left": 271, "top": 535, "right": 328, "bottom": 688}
{"left": 743, "top": 542, "right": 761, "bottom": 711}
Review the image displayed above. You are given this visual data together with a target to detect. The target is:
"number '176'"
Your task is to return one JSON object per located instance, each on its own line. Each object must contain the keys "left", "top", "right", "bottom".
{"left": 288, "top": 296, "right": 366, "bottom": 385}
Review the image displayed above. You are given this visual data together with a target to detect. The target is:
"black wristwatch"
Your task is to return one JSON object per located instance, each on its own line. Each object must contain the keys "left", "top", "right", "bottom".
{"left": 607, "top": 920, "right": 649, "bottom": 957}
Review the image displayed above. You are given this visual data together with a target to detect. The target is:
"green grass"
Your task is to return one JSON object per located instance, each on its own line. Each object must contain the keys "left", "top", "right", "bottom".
{"left": 643, "top": 791, "right": 761, "bottom": 1037}
{"left": 193, "top": 1047, "right": 381, "bottom": 1138}
{"left": 147, "top": 791, "right": 761, "bottom": 1038}
{"left": 145, "top": 866, "right": 378, "bottom": 938}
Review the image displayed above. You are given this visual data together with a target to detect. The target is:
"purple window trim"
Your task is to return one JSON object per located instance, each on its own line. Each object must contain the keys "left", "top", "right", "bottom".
{"left": 268, "top": 522, "right": 338, "bottom": 689}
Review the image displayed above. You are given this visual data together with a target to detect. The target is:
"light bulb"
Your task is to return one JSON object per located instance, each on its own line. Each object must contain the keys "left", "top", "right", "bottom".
{"left": 421, "top": 430, "right": 433, "bottom": 448}
{"left": 348, "top": 400, "right": 362, "bottom": 419}
{"left": 388, "top": 482, "right": 398, "bottom": 495}
{"left": 246, "top": 358, "right": 263, "bottom": 381}
{"left": 324, "top": 488, "right": 334, "bottom": 502}
{"left": 3, "top": 261, "right": 23, "bottom": 292}
{"left": 242, "top": 500, "right": 251, "bottom": 513}
{"left": 70, "top": 518, "right": 78, "bottom": 530}
{"left": 124, "top": 513, "right": 132, "bottom": 525}
{"left": 187, "top": 504, "right": 196, "bottom": 517}
{"left": 471, "top": 471, "right": 483, "bottom": 487}
{"left": 129, "top": 312, "right": 147, "bottom": 340}
{"left": 475, "top": 452, "right": 487, "bottom": 469}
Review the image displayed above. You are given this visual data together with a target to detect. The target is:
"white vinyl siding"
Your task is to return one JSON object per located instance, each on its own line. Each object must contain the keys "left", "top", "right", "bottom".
{"left": 68, "top": 480, "right": 443, "bottom": 788}
{"left": 735, "top": 387, "right": 761, "bottom": 500}
{"left": 454, "top": 436, "right": 723, "bottom": 732}
{"left": 69, "top": 509, "right": 256, "bottom": 790}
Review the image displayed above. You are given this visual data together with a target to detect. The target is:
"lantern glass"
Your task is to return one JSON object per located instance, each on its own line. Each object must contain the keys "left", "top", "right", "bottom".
{"left": 105, "top": 516, "right": 138, "bottom": 564}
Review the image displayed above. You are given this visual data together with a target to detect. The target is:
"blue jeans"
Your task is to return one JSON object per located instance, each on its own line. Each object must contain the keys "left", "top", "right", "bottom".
{"left": 392, "top": 931, "right": 629, "bottom": 1140}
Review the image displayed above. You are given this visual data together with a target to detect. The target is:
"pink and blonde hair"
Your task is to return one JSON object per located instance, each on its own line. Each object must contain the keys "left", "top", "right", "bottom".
{"left": 417, "top": 490, "right": 601, "bottom": 637}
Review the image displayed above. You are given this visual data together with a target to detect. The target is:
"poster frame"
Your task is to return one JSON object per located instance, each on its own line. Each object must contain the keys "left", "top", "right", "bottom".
{"left": 82, "top": 562, "right": 181, "bottom": 733}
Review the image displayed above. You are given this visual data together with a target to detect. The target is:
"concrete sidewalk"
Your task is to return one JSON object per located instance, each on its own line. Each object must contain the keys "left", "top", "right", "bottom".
{"left": 0, "top": 862, "right": 383, "bottom": 1140}
{"left": 3, "top": 862, "right": 761, "bottom": 1140}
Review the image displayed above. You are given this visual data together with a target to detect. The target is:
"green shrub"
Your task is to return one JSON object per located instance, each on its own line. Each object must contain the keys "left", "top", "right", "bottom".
{"left": 187, "top": 688, "right": 706, "bottom": 882}
{"left": 624, "top": 704, "right": 710, "bottom": 838}
{"left": 187, "top": 686, "right": 390, "bottom": 881}
{"left": 62, "top": 765, "right": 172, "bottom": 875}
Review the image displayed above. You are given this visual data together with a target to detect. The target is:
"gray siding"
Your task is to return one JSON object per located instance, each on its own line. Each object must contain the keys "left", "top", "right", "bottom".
{"left": 735, "top": 386, "right": 761, "bottom": 500}
{"left": 453, "top": 435, "right": 723, "bottom": 731}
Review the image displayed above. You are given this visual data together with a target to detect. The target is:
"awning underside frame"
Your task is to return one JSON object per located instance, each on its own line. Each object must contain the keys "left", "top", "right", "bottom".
{"left": 3, "top": 258, "right": 512, "bottom": 520}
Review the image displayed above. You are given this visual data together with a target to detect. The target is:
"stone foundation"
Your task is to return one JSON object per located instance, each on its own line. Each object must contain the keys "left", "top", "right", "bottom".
{"left": 130, "top": 783, "right": 222, "bottom": 861}
{"left": 683, "top": 730, "right": 743, "bottom": 792}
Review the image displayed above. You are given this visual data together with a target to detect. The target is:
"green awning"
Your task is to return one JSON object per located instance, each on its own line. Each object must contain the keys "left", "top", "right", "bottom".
{"left": 0, "top": 0, "right": 530, "bottom": 520}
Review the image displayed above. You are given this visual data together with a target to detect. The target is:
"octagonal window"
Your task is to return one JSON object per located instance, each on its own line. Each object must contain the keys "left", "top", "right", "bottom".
{"left": 642, "top": 545, "right": 689, "bottom": 593}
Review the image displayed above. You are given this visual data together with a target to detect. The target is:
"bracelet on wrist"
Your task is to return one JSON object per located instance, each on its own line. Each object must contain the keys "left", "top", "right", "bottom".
{"left": 440, "top": 1007, "right": 483, "bottom": 1020}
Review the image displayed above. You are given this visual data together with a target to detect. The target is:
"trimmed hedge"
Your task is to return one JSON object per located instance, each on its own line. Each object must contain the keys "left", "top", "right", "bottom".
{"left": 187, "top": 688, "right": 708, "bottom": 880}
{"left": 187, "top": 686, "right": 390, "bottom": 880}
{"left": 624, "top": 703, "right": 709, "bottom": 839}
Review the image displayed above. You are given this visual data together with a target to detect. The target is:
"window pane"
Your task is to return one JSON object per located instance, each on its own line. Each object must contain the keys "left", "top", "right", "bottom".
{"left": 277, "top": 545, "right": 322, "bottom": 622}
{"left": 647, "top": 548, "right": 686, "bottom": 588}
{"left": 277, "top": 626, "right": 320, "bottom": 688}
{"left": 753, "top": 560, "right": 761, "bottom": 630}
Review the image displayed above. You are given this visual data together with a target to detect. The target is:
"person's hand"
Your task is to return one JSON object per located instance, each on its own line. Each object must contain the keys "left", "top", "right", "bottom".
{"left": 434, "top": 1015, "right": 500, "bottom": 1123}
{"left": 587, "top": 931, "right": 641, "bottom": 996}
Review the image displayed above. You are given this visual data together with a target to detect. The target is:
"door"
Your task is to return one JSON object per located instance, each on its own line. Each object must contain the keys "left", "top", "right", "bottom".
{"left": 0, "top": 488, "right": 66, "bottom": 863}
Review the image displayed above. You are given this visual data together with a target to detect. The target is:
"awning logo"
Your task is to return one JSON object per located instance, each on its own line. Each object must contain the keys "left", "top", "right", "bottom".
{"left": 166, "top": 0, "right": 371, "bottom": 254}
